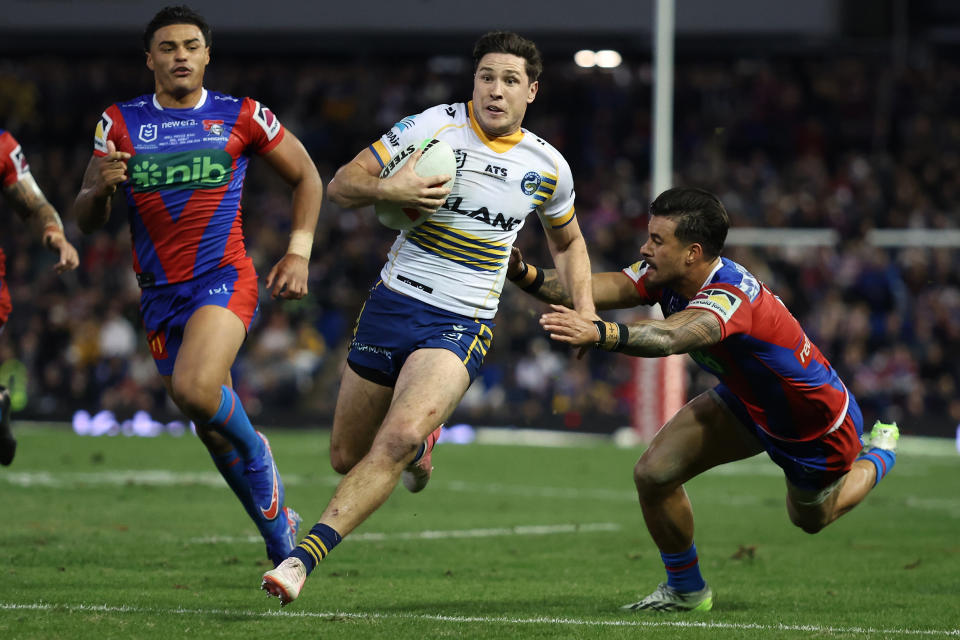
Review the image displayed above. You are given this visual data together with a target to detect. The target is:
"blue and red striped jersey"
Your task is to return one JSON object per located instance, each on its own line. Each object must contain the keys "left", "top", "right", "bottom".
{"left": 623, "top": 257, "right": 851, "bottom": 442}
{"left": 92, "top": 89, "right": 285, "bottom": 286}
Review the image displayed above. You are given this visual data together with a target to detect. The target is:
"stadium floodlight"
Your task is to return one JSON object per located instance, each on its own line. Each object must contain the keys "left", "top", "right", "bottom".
{"left": 574, "top": 50, "right": 597, "bottom": 67}
{"left": 595, "top": 50, "right": 623, "bottom": 68}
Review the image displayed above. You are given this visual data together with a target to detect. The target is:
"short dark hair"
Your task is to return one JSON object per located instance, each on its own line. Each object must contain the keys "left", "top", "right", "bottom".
{"left": 472, "top": 31, "right": 543, "bottom": 82}
{"left": 650, "top": 187, "right": 729, "bottom": 258}
{"left": 143, "top": 5, "right": 211, "bottom": 51}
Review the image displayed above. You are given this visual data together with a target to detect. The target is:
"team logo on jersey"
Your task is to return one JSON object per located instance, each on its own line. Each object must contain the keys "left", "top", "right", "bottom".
{"left": 8, "top": 144, "right": 30, "bottom": 179}
{"left": 203, "top": 119, "right": 224, "bottom": 136}
{"left": 253, "top": 102, "right": 281, "bottom": 141}
{"left": 138, "top": 124, "right": 158, "bottom": 143}
{"left": 688, "top": 287, "right": 742, "bottom": 324}
{"left": 94, "top": 112, "right": 113, "bottom": 153}
{"left": 454, "top": 149, "right": 467, "bottom": 169}
{"left": 147, "top": 330, "right": 168, "bottom": 360}
{"left": 129, "top": 149, "right": 232, "bottom": 192}
{"left": 521, "top": 171, "right": 541, "bottom": 195}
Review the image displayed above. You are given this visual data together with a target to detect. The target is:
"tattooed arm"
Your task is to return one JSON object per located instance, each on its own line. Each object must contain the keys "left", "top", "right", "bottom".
{"left": 3, "top": 174, "right": 79, "bottom": 273}
{"left": 506, "top": 246, "right": 641, "bottom": 311}
{"left": 539, "top": 305, "right": 723, "bottom": 357}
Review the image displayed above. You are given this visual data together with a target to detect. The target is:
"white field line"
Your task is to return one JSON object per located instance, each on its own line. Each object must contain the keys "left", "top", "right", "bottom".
{"left": 0, "top": 602, "right": 957, "bottom": 636}
{"left": 188, "top": 522, "right": 622, "bottom": 545}
{"left": 3, "top": 470, "right": 958, "bottom": 516}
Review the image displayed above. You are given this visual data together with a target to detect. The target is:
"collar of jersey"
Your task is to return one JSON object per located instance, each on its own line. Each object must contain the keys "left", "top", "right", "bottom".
{"left": 152, "top": 88, "right": 208, "bottom": 111}
{"left": 467, "top": 100, "right": 524, "bottom": 153}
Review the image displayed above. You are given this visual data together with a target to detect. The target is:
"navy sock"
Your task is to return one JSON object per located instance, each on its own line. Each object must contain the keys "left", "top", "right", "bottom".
{"left": 290, "top": 523, "right": 343, "bottom": 575}
{"left": 859, "top": 447, "right": 896, "bottom": 486}
{"left": 662, "top": 543, "right": 706, "bottom": 592}
{"left": 209, "top": 385, "right": 264, "bottom": 462}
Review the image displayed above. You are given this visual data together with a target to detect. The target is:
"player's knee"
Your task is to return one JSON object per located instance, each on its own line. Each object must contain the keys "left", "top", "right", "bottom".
{"left": 632, "top": 455, "right": 679, "bottom": 500}
{"left": 370, "top": 422, "right": 423, "bottom": 466}
{"left": 169, "top": 374, "right": 221, "bottom": 421}
{"left": 788, "top": 507, "right": 828, "bottom": 534}
{"left": 329, "top": 444, "right": 361, "bottom": 475}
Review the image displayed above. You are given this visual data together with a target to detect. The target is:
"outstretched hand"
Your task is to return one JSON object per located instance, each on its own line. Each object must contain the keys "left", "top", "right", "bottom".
{"left": 507, "top": 246, "right": 525, "bottom": 280}
{"left": 540, "top": 304, "right": 600, "bottom": 347}
{"left": 43, "top": 230, "right": 80, "bottom": 273}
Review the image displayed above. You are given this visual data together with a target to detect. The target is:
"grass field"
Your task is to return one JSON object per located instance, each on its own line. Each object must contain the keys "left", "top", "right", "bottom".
{"left": 0, "top": 425, "right": 958, "bottom": 639}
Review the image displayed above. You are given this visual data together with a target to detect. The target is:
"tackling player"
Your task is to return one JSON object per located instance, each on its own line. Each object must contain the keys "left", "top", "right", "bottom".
{"left": 0, "top": 129, "right": 80, "bottom": 466}
{"left": 73, "top": 5, "right": 323, "bottom": 566}
{"left": 510, "top": 186, "right": 898, "bottom": 612}
{"left": 262, "top": 31, "right": 597, "bottom": 605}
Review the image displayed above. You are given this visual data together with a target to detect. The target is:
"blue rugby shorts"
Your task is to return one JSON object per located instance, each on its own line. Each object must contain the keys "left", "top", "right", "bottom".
{"left": 347, "top": 281, "right": 494, "bottom": 387}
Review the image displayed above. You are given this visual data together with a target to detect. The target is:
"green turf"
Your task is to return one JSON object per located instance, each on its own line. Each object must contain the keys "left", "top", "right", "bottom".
{"left": 1, "top": 426, "right": 958, "bottom": 639}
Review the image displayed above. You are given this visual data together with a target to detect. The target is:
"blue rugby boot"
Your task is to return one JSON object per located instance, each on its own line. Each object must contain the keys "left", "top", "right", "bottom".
{"left": 245, "top": 431, "right": 284, "bottom": 523}
{"left": 266, "top": 506, "right": 301, "bottom": 567}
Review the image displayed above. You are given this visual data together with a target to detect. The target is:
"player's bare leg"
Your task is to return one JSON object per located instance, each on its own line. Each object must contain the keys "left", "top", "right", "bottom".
{"left": 321, "top": 348, "right": 466, "bottom": 534}
{"left": 262, "top": 348, "right": 468, "bottom": 605}
{"left": 167, "top": 305, "right": 299, "bottom": 565}
{"left": 625, "top": 390, "right": 763, "bottom": 612}
{"left": 328, "top": 364, "right": 393, "bottom": 474}
{"left": 786, "top": 421, "right": 899, "bottom": 534}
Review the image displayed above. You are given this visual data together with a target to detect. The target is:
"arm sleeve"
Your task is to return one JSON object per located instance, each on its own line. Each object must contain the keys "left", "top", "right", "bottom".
{"left": 620, "top": 260, "right": 660, "bottom": 306}
{"left": 240, "top": 97, "right": 286, "bottom": 155}
{"left": 368, "top": 105, "right": 447, "bottom": 170}
{"left": 0, "top": 131, "right": 30, "bottom": 188}
{"left": 535, "top": 152, "right": 575, "bottom": 230}
{"left": 686, "top": 283, "right": 753, "bottom": 339}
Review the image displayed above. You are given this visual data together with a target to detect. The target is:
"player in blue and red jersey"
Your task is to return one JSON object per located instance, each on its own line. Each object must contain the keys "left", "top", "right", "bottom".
{"left": 0, "top": 129, "right": 80, "bottom": 466}
{"left": 510, "top": 187, "right": 899, "bottom": 612}
{"left": 73, "top": 5, "right": 323, "bottom": 566}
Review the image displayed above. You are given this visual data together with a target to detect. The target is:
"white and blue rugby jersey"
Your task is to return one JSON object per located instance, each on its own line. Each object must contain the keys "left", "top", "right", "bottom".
{"left": 368, "top": 102, "right": 576, "bottom": 319}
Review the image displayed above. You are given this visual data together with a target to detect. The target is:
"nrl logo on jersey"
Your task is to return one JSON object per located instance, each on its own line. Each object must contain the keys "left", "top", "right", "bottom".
{"left": 138, "top": 124, "right": 158, "bottom": 143}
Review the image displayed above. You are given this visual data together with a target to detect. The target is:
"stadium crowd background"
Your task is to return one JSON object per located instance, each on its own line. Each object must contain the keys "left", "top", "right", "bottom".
{"left": 0, "top": 35, "right": 958, "bottom": 438}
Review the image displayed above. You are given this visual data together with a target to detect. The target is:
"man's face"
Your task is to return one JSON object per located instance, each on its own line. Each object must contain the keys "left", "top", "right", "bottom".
{"left": 471, "top": 53, "right": 538, "bottom": 137}
{"left": 146, "top": 23, "right": 209, "bottom": 99}
{"left": 639, "top": 215, "right": 693, "bottom": 288}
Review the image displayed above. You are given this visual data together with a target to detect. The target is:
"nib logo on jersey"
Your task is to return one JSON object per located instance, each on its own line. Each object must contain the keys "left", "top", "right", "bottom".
{"left": 130, "top": 149, "right": 233, "bottom": 192}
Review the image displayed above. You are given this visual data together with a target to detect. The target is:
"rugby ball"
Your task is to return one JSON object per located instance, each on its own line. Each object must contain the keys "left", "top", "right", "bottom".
{"left": 374, "top": 138, "right": 456, "bottom": 230}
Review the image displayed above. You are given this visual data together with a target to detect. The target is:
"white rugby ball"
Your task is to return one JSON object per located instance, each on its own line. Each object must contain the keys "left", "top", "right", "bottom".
{"left": 374, "top": 138, "right": 456, "bottom": 230}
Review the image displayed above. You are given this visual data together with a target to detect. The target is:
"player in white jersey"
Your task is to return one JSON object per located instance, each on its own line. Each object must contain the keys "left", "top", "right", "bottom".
{"left": 262, "top": 31, "right": 597, "bottom": 605}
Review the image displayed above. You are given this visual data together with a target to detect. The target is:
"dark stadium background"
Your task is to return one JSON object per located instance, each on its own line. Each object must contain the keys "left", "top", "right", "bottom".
{"left": 0, "top": 0, "right": 957, "bottom": 438}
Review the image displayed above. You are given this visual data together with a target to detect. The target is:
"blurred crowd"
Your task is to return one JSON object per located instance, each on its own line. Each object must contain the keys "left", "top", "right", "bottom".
{"left": 0, "top": 45, "right": 957, "bottom": 437}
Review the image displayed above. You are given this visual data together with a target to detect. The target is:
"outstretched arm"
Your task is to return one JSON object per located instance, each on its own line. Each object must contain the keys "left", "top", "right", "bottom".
{"left": 506, "top": 246, "right": 643, "bottom": 311}
{"left": 540, "top": 305, "right": 723, "bottom": 357}
{"left": 260, "top": 130, "right": 324, "bottom": 300}
{"left": 4, "top": 173, "right": 79, "bottom": 273}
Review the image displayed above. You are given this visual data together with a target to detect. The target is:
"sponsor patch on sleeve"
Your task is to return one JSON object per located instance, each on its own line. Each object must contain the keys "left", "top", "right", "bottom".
{"left": 8, "top": 144, "right": 30, "bottom": 180}
{"left": 252, "top": 101, "right": 282, "bottom": 141}
{"left": 94, "top": 111, "right": 113, "bottom": 154}
{"left": 688, "top": 287, "right": 742, "bottom": 324}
